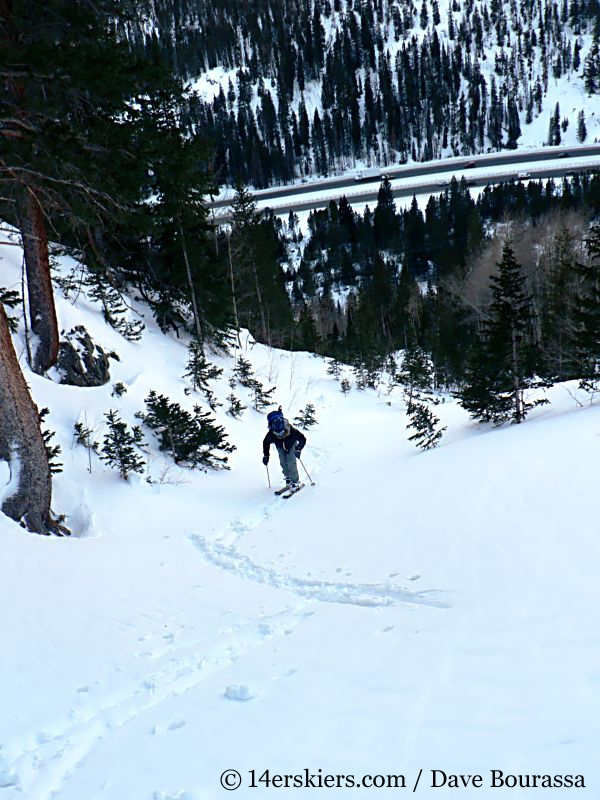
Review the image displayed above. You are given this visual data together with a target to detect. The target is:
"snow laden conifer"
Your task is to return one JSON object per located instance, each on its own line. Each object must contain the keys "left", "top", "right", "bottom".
{"left": 397, "top": 348, "right": 446, "bottom": 451}
{"left": 137, "top": 391, "right": 235, "bottom": 470}
{"left": 100, "top": 410, "right": 146, "bottom": 480}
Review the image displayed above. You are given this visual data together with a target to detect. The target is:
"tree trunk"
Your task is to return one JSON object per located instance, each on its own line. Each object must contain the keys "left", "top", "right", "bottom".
{"left": 17, "top": 183, "right": 60, "bottom": 374}
{"left": 177, "top": 216, "right": 204, "bottom": 343}
{"left": 0, "top": 303, "right": 57, "bottom": 533}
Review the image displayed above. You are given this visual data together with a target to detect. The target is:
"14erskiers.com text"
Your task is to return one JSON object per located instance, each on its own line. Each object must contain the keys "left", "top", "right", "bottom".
{"left": 245, "top": 769, "right": 585, "bottom": 789}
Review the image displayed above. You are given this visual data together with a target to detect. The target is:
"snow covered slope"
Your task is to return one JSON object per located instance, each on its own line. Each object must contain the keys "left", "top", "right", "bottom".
{"left": 1, "top": 237, "right": 600, "bottom": 798}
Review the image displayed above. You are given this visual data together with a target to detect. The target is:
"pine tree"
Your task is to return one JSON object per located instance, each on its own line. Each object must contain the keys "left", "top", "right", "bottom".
{"left": 459, "top": 243, "right": 547, "bottom": 424}
{"left": 250, "top": 381, "right": 276, "bottom": 411}
{"left": 183, "top": 338, "right": 223, "bottom": 409}
{"left": 327, "top": 357, "right": 343, "bottom": 379}
{"left": 39, "top": 409, "right": 63, "bottom": 475}
{"left": 225, "top": 393, "right": 247, "bottom": 418}
{"left": 397, "top": 348, "right": 446, "bottom": 450}
{"left": 570, "top": 223, "right": 600, "bottom": 392}
{"left": 577, "top": 110, "right": 588, "bottom": 142}
{"left": 232, "top": 356, "right": 256, "bottom": 388}
{"left": 547, "top": 103, "right": 561, "bottom": 145}
{"left": 138, "top": 391, "right": 234, "bottom": 470}
{"left": 406, "top": 400, "right": 446, "bottom": 450}
{"left": 293, "top": 403, "right": 318, "bottom": 429}
{"left": 101, "top": 410, "right": 146, "bottom": 480}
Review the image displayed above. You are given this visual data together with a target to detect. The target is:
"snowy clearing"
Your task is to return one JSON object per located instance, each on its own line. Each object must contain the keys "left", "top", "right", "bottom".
{"left": 1, "top": 237, "right": 600, "bottom": 798}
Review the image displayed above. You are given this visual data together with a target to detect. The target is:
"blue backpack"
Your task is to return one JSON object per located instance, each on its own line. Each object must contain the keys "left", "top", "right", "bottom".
{"left": 267, "top": 408, "right": 286, "bottom": 436}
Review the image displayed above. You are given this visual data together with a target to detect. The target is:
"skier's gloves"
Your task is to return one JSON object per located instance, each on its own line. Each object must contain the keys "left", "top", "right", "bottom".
{"left": 295, "top": 448, "right": 302, "bottom": 458}
{"left": 262, "top": 456, "right": 269, "bottom": 465}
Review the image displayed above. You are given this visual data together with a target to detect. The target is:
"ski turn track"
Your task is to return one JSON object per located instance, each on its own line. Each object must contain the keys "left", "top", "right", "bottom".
{"left": 190, "top": 479, "right": 452, "bottom": 610}
{"left": 190, "top": 535, "right": 453, "bottom": 610}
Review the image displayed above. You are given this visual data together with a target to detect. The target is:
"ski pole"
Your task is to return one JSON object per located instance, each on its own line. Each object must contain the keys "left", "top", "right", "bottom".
{"left": 265, "top": 463, "right": 271, "bottom": 488}
{"left": 299, "top": 457, "right": 315, "bottom": 486}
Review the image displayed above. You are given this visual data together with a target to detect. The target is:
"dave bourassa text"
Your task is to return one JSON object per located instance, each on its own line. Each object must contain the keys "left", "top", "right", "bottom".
{"left": 430, "top": 770, "right": 585, "bottom": 788}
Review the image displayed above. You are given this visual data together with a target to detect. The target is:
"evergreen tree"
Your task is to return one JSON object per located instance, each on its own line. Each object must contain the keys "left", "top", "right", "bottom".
{"left": 183, "top": 338, "right": 223, "bottom": 409}
{"left": 101, "top": 410, "right": 146, "bottom": 480}
{"left": 459, "top": 243, "right": 546, "bottom": 424}
{"left": 577, "top": 109, "right": 588, "bottom": 142}
{"left": 570, "top": 223, "right": 600, "bottom": 390}
{"left": 293, "top": 403, "right": 318, "bottom": 429}
{"left": 138, "top": 391, "right": 234, "bottom": 470}
{"left": 232, "top": 356, "right": 256, "bottom": 388}
{"left": 406, "top": 399, "right": 446, "bottom": 450}
{"left": 226, "top": 393, "right": 247, "bottom": 418}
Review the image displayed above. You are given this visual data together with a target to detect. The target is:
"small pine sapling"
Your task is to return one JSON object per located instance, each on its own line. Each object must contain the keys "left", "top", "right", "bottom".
{"left": 226, "top": 393, "right": 247, "bottom": 418}
{"left": 327, "top": 357, "right": 342, "bottom": 380}
{"left": 232, "top": 356, "right": 256, "bottom": 388}
{"left": 111, "top": 381, "right": 127, "bottom": 397}
{"left": 340, "top": 377, "right": 351, "bottom": 395}
{"left": 39, "top": 408, "right": 63, "bottom": 474}
{"left": 101, "top": 410, "right": 146, "bottom": 480}
{"left": 183, "top": 339, "right": 223, "bottom": 409}
{"left": 74, "top": 418, "right": 100, "bottom": 473}
{"left": 250, "top": 379, "right": 276, "bottom": 411}
{"left": 398, "top": 348, "right": 446, "bottom": 450}
{"left": 294, "top": 403, "right": 318, "bottom": 429}
{"left": 405, "top": 399, "right": 447, "bottom": 451}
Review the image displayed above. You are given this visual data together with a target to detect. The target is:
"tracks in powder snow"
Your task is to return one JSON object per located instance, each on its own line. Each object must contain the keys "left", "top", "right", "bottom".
{"left": 189, "top": 486, "right": 453, "bottom": 611}
{"left": 7, "top": 466, "right": 450, "bottom": 798}
{"left": 5, "top": 607, "right": 312, "bottom": 800}
{"left": 190, "top": 535, "right": 452, "bottom": 608}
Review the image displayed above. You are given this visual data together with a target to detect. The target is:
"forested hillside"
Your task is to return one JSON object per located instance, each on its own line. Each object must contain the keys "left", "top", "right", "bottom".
{"left": 134, "top": 0, "right": 600, "bottom": 186}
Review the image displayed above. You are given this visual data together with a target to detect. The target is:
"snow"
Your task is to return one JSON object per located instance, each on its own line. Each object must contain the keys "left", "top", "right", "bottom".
{"left": 2, "top": 233, "right": 600, "bottom": 798}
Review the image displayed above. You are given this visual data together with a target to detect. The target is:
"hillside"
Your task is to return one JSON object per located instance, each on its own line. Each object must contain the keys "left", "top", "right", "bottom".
{"left": 142, "top": 0, "right": 600, "bottom": 187}
{"left": 1, "top": 227, "right": 600, "bottom": 798}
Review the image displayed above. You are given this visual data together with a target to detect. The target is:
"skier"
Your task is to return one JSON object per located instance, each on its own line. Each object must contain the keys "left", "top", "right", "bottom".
{"left": 262, "top": 407, "right": 306, "bottom": 493}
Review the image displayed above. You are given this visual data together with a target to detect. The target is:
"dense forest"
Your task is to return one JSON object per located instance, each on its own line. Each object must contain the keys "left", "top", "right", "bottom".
{"left": 129, "top": 0, "right": 600, "bottom": 186}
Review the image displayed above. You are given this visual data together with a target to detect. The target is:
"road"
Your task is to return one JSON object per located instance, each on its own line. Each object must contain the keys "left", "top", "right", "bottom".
{"left": 210, "top": 144, "right": 600, "bottom": 220}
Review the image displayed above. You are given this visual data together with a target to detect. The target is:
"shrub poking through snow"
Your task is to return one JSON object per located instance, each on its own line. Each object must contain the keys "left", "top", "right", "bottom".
{"left": 226, "top": 393, "right": 246, "bottom": 418}
{"left": 294, "top": 403, "right": 318, "bottom": 429}
{"left": 74, "top": 420, "right": 100, "bottom": 473}
{"left": 100, "top": 410, "right": 146, "bottom": 480}
{"left": 137, "top": 391, "right": 235, "bottom": 470}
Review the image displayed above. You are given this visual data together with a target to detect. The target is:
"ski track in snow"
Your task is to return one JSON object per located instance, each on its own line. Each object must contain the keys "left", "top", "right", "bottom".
{"left": 190, "top": 487, "right": 453, "bottom": 610}
{"left": 190, "top": 534, "right": 452, "bottom": 609}
{"left": 5, "top": 606, "right": 312, "bottom": 800}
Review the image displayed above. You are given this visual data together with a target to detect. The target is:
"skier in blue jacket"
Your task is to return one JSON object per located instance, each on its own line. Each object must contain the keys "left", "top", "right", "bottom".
{"left": 262, "top": 408, "right": 306, "bottom": 489}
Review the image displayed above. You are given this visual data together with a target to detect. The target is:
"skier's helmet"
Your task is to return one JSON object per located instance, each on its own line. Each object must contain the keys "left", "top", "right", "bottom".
{"left": 267, "top": 408, "right": 286, "bottom": 437}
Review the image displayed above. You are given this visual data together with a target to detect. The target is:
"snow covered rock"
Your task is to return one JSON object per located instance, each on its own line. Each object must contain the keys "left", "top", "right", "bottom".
{"left": 56, "top": 325, "right": 111, "bottom": 387}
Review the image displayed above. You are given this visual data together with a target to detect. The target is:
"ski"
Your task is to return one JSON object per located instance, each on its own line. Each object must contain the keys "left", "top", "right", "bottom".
{"left": 281, "top": 482, "right": 304, "bottom": 499}
{"left": 273, "top": 485, "right": 289, "bottom": 495}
